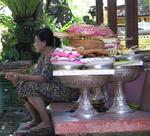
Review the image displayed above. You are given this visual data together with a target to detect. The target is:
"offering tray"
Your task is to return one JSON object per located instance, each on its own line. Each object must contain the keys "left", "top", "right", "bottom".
{"left": 135, "top": 49, "right": 150, "bottom": 67}
{"left": 114, "top": 54, "right": 144, "bottom": 61}
{"left": 84, "top": 63, "right": 113, "bottom": 69}
{"left": 113, "top": 60, "right": 143, "bottom": 67}
{"left": 81, "top": 57, "right": 115, "bottom": 69}
{"left": 53, "top": 57, "right": 115, "bottom": 70}
{"left": 53, "top": 61, "right": 83, "bottom": 70}
{"left": 135, "top": 49, "right": 150, "bottom": 54}
{"left": 53, "top": 69, "right": 114, "bottom": 118}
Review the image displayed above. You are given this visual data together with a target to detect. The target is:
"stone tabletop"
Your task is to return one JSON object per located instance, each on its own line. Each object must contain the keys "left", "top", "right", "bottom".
{"left": 53, "top": 69, "right": 115, "bottom": 76}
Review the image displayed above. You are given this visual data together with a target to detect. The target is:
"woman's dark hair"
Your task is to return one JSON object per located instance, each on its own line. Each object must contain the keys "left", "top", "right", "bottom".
{"left": 34, "top": 27, "right": 54, "bottom": 47}
{"left": 54, "top": 37, "right": 61, "bottom": 48}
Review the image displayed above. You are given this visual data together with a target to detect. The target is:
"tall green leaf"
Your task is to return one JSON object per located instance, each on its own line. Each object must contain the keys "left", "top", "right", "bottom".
{"left": 0, "top": 0, "right": 41, "bottom": 20}
{"left": 0, "top": 0, "right": 43, "bottom": 61}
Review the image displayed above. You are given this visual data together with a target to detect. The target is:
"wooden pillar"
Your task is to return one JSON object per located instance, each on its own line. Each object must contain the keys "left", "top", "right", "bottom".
{"left": 107, "top": 0, "right": 117, "bottom": 34}
{"left": 96, "top": 0, "right": 103, "bottom": 25}
{"left": 125, "top": 0, "right": 138, "bottom": 48}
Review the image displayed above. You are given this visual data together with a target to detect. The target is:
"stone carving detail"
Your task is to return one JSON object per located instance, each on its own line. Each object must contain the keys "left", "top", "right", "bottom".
{"left": 110, "top": 67, "right": 142, "bottom": 82}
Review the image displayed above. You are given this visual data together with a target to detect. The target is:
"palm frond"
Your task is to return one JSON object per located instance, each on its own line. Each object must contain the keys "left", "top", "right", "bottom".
{"left": 0, "top": 0, "right": 41, "bottom": 20}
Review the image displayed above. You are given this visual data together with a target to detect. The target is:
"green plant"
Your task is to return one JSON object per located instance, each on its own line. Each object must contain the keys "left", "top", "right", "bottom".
{"left": 144, "top": 0, "right": 150, "bottom": 7}
{"left": 0, "top": 13, "right": 18, "bottom": 61}
{"left": 0, "top": 0, "right": 42, "bottom": 22}
{"left": 37, "top": 13, "right": 59, "bottom": 31}
{"left": 0, "top": 13, "right": 15, "bottom": 29}
{"left": 0, "top": 0, "right": 43, "bottom": 61}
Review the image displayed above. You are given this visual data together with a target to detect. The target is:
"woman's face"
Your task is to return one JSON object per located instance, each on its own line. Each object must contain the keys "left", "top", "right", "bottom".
{"left": 34, "top": 36, "right": 45, "bottom": 53}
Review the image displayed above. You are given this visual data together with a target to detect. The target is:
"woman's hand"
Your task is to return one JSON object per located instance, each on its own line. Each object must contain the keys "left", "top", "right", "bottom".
{"left": 5, "top": 72, "right": 23, "bottom": 86}
{"left": 5, "top": 72, "right": 46, "bottom": 84}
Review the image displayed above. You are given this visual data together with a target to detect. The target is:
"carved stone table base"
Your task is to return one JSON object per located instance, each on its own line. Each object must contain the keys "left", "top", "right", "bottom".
{"left": 108, "top": 66, "right": 143, "bottom": 114}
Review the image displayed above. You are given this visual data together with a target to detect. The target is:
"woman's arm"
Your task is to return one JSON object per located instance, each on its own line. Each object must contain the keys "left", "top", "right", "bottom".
{"left": 20, "top": 74, "right": 47, "bottom": 82}
{"left": 5, "top": 72, "right": 47, "bottom": 84}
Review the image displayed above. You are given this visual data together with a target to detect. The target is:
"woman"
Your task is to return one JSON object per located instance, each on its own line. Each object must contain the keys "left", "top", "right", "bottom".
{"left": 5, "top": 27, "right": 79, "bottom": 134}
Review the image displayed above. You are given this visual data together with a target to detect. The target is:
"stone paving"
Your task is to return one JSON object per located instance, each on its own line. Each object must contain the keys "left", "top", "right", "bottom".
{"left": 0, "top": 110, "right": 30, "bottom": 136}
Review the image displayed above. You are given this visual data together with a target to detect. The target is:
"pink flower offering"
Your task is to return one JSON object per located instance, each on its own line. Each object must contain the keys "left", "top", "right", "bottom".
{"left": 51, "top": 47, "right": 83, "bottom": 65}
{"left": 67, "top": 24, "right": 114, "bottom": 37}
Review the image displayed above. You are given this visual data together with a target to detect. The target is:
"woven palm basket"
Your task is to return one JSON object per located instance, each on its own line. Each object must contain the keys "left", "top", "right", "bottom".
{"left": 69, "top": 39, "right": 104, "bottom": 50}
{"left": 53, "top": 32, "right": 105, "bottom": 50}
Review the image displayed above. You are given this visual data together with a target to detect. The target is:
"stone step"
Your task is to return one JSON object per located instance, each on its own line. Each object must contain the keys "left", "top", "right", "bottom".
{"left": 51, "top": 103, "right": 150, "bottom": 135}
